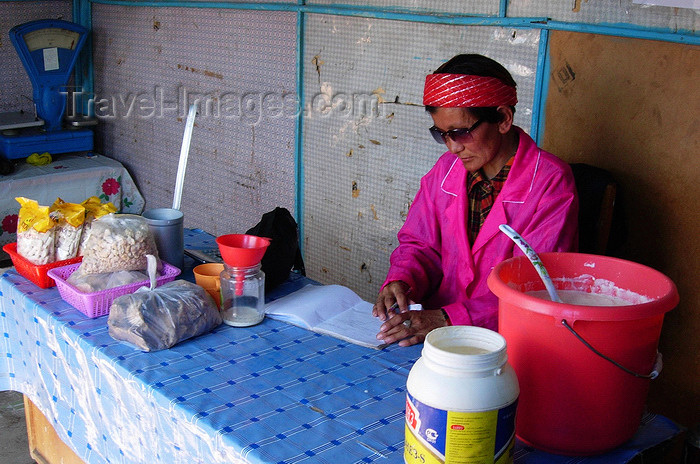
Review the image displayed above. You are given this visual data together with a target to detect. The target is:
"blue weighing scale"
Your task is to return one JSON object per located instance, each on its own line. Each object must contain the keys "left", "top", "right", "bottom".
{"left": 0, "top": 19, "right": 94, "bottom": 160}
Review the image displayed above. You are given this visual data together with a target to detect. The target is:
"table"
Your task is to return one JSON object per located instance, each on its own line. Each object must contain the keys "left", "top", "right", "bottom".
{"left": 0, "top": 229, "right": 682, "bottom": 464}
{"left": 0, "top": 153, "right": 145, "bottom": 261}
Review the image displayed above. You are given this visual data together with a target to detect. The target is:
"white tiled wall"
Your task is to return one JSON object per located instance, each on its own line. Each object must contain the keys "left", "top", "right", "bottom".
{"left": 1, "top": 1, "right": 73, "bottom": 114}
{"left": 91, "top": 5, "right": 298, "bottom": 237}
{"left": 301, "top": 14, "right": 540, "bottom": 299}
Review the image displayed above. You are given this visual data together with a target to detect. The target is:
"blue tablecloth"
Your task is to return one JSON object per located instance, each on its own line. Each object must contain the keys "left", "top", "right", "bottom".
{"left": 0, "top": 229, "right": 681, "bottom": 463}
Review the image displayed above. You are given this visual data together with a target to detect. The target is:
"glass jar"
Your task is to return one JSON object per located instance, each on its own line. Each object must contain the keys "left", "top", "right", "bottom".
{"left": 219, "top": 263, "right": 265, "bottom": 327}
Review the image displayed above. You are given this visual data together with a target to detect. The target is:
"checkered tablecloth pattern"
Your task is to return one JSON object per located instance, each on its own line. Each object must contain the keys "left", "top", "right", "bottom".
{"left": 0, "top": 229, "right": 681, "bottom": 464}
{"left": 0, "top": 267, "right": 422, "bottom": 463}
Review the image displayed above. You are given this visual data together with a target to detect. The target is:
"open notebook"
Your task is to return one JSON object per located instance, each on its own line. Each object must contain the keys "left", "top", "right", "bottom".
{"left": 264, "top": 284, "right": 386, "bottom": 349}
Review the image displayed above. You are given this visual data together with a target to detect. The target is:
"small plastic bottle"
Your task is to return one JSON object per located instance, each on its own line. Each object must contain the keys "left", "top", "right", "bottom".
{"left": 219, "top": 263, "right": 265, "bottom": 327}
{"left": 405, "top": 326, "right": 519, "bottom": 464}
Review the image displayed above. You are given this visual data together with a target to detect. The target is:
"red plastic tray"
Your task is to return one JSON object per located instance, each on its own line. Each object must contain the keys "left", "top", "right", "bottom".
{"left": 2, "top": 242, "right": 82, "bottom": 289}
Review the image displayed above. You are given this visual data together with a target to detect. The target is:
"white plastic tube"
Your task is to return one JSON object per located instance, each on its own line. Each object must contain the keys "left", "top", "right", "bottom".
{"left": 172, "top": 104, "right": 197, "bottom": 211}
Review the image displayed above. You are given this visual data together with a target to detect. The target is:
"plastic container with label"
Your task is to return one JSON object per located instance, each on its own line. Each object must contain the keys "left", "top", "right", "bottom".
{"left": 405, "top": 326, "right": 519, "bottom": 464}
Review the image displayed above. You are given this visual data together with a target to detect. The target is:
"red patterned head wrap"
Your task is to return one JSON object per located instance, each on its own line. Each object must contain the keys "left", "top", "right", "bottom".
{"left": 423, "top": 73, "right": 517, "bottom": 108}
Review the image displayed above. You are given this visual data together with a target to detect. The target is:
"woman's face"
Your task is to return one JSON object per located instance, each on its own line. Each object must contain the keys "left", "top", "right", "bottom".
{"left": 429, "top": 106, "right": 511, "bottom": 177}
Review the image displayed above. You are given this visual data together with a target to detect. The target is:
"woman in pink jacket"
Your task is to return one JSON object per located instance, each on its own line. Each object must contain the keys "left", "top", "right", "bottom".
{"left": 373, "top": 54, "right": 578, "bottom": 346}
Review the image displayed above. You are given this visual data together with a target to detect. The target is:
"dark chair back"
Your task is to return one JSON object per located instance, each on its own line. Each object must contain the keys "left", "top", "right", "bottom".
{"left": 570, "top": 163, "right": 626, "bottom": 255}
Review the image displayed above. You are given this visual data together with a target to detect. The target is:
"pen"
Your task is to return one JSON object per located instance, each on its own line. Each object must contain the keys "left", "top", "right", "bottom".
{"left": 389, "top": 286, "right": 413, "bottom": 314}
{"left": 389, "top": 302, "right": 414, "bottom": 328}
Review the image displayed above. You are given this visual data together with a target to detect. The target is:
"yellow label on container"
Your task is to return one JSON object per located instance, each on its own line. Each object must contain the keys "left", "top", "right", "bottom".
{"left": 81, "top": 196, "right": 117, "bottom": 219}
{"left": 404, "top": 392, "right": 516, "bottom": 464}
{"left": 446, "top": 410, "right": 497, "bottom": 461}
{"left": 405, "top": 423, "right": 443, "bottom": 464}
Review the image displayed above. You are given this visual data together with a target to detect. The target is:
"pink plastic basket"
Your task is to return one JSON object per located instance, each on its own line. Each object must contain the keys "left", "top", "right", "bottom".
{"left": 48, "top": 262, "right": 181, "bottom": 318}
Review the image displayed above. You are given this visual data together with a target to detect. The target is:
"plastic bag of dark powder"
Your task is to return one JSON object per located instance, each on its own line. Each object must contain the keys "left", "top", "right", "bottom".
{"left": 108, "top": 279, "right": 222, "bottom": 351}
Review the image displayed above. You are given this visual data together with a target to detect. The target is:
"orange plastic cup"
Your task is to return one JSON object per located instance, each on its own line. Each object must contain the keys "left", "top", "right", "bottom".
{"left": 193, "top": 263, "right": 225, "bottom": 308}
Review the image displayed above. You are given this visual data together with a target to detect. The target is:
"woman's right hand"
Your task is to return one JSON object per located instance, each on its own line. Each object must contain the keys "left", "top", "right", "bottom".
{"left": 372, "top": 280, "right": 411, "bottom": 321}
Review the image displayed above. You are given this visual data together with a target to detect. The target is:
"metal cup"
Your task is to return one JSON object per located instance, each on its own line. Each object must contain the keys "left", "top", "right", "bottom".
{"left": 142, "top": 208, "right": 184, "bottom": 270}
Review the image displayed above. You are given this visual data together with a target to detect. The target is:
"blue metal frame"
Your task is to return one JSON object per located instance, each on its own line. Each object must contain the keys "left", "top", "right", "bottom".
{"left": 77, "top": 0, "right": 700, "bottom": 45}
{"left": 499, "top": 0, "right": 508, "bottom": 17}
{"left": 295, "top": 0, "right": 306, "bottom": 253}
{"left": 546, "top": 19, "right": 700, "bottom": 45}
{"left": 63, "top": 0, "right": 698, "bottom": 250}
{"left": 531, "top": 28, "right": 549, "bottom": 145}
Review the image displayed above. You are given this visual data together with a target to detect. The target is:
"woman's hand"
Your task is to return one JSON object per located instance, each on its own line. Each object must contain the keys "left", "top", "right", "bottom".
{"left": 373, "top": 280, "right": 411, "bottom": 321}
{"left": 376, "top": 308, "right": 449, "bottom": 347}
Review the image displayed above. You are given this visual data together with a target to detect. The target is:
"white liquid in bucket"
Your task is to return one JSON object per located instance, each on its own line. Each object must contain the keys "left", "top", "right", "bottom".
{"left": 526, "top": 289, "right": 632, "bottom": 306}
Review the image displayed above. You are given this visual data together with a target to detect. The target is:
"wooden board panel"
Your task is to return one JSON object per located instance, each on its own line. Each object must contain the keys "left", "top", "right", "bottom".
{"left": 543, "top": 31, "right": 699, "bottom": 430}
{"left": 24, "top": 396, "right": 84, "bottom": 464}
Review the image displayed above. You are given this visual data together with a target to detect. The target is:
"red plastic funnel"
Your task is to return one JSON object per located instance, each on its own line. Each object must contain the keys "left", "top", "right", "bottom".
{"left": 216, "top": 234, "right": 270, "bottom": 268}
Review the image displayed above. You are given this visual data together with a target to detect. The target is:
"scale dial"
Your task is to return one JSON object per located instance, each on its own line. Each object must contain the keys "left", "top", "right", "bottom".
{"left": 22, "top": 28, "right": 81, "bottom": 52}
{"left": 10, "top": 19, "right": 88, "bottom": 131}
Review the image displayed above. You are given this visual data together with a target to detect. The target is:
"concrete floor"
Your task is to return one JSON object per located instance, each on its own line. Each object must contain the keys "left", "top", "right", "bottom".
{"left": 0, "top": 390, "right": 33, "bottom": 464}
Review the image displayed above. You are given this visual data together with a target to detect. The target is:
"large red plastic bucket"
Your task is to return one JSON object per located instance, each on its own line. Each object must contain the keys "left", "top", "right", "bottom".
{"left": 487, "top": 252, "right": 679, "bottom": 455}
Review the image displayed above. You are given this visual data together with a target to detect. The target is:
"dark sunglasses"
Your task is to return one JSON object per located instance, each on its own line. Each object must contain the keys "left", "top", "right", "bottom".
{"left": 429, "top": 118, "right": 484, "bottom": 145}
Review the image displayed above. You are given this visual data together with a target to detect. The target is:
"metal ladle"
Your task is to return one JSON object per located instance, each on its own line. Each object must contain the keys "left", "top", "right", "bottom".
{"left": 498, "top": 224, "right": 563, "bottom": 303}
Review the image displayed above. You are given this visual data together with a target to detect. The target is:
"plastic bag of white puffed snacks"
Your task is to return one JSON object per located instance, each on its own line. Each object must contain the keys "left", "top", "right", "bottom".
{"left": 78, "top": 213, "right": 161, "bottom": 275}
{"left": 107, "top": 280, "right": 222, "bottom": 351}
{"left": 50, "top": 198, "right": 86, "bottom": 261}
{"left": 78, "top": 197, "right": 117, "bottom": 256}
{"left": 17, "top": 228, "right": 55, "bottom": 265}
{"left": 15, "top": 197, "right": 56, "bottom": 265}
{"left": 54, "top": 221, "right": 82, "bottom": 261}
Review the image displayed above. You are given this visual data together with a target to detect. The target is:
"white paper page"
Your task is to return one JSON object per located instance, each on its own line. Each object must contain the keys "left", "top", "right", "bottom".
{"left": 313, "top": 301, "right": 385, "bottom": 349}
{"left": 43, "top": 48, "right": 59, "bottom": 71}
{"left": 264, "top": 284, "right": 363, "bottom": 329}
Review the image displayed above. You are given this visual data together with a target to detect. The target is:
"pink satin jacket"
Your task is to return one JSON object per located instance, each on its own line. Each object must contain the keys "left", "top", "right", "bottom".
{"left": 383, "top": 127, "right": 578, "bottom": 330}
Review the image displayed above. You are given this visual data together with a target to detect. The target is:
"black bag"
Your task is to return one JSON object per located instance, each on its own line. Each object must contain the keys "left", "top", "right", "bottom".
{"left": 246, "top": 207, "right": 305, "bottom": 293}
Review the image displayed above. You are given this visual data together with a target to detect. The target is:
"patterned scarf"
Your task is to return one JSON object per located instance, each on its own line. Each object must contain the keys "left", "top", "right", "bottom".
{"left": 423, "top": 73, "right": 517, "bottom": 108}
